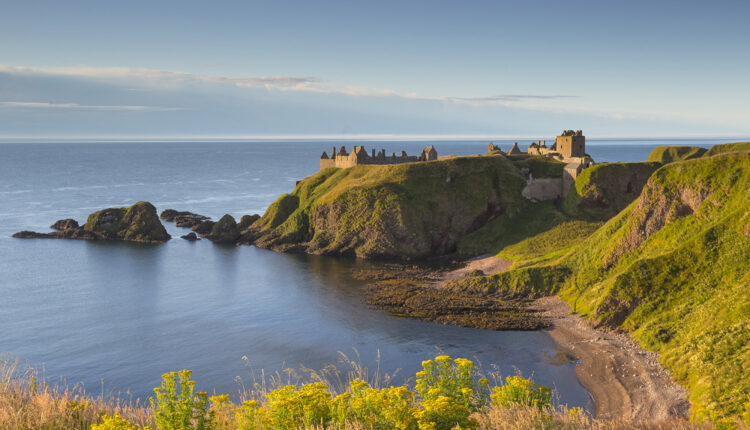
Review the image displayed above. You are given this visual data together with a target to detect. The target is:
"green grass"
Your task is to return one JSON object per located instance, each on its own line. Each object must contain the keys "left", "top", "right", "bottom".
{"left": 647, "top": 146, "right": 707, "bottom": 163}
{"left": 454, "top": 149, "right": 750, "bottom": 422}
{"left": 561, "top": 162, "right": 661, "bottom": 220}
{"left": 495, "top": 220, "right": 603, "bottom": 261}
{"left": 508, "top": 156, "right": 566, "bottom": 179}
{"left": 704, "top": 142, "right": 750, "bottom": 157}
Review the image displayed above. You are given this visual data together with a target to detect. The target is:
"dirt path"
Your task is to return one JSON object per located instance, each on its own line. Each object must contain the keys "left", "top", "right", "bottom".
{"left": 532, "top": 296, "right": 690, "bottom": 421}
{"left": 433, "top": 254, "right": 512, "bottom": 287}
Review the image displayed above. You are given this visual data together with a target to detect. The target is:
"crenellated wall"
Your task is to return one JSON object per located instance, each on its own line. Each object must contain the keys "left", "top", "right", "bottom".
{"left": 320, "top": 145, "right": 437, "bottom": 170}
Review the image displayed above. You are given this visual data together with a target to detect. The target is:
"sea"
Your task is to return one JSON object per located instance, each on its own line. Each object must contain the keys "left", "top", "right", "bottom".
{"left": 0, "top": 137, "right": 732, "bottom": 409}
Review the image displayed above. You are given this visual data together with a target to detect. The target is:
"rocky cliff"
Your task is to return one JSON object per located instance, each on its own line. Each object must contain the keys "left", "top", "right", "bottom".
{"left": 246, "top": 156, "right": 530, "bottom": 259}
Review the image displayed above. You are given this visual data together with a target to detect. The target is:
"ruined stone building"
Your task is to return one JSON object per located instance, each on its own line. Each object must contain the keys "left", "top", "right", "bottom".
{"left": 320, "top": 145, "right": 437, "bottom": 170}
{"left": 505, "top": 130, "right": 595, "bottom": 200}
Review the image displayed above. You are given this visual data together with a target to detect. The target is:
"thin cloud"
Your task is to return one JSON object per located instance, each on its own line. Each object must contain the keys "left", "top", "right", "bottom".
{"left": 0, "top": 65, "right": 572, "bottom": 106}
{"left": 0, "top": 101, "right": 186, "bottom": 111}
{"left": 3, "top": 64, "right": 740, "bottom": 124}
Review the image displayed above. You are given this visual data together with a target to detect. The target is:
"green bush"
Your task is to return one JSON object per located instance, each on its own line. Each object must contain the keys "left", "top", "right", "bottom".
{"left": 490, "top": 376, "right": 551, "bottom": 409}
{"left": 149, "top": 370, "right": 209, "bottom": 430}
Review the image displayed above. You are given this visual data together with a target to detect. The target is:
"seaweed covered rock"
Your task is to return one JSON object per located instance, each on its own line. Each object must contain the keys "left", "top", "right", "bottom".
{"left": 85, "top": 202, "right": 170, "bottom": 242}
{"left": 238, "top": 214, "right": 260, "bottom": 230}
{"left": 160, "top": 209, "right": 210, "bottom": 228}
{"left": 12, "top": 230, "right": 52, "bottom": 239}
{"left": 181, "top": 232, "right": 199, "bottom": 241}
{"left": 192, "top": 220, "right": 215, "bottom": 235}
{"left": 13, "top": 201, "right": 170, "bottom": 243}
{"left": 206, "top": 214, "right": 240, "bottom": 243}
{"left": 50, "top": 218, "right": 79, "bottom": 230}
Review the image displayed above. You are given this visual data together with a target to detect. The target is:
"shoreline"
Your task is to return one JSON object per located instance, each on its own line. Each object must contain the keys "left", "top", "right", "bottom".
{"left": 533, "top": 296, "right": 690, "bottom": 421}
{"left": 434, "top": 256, "right": 690, "bottom": 420}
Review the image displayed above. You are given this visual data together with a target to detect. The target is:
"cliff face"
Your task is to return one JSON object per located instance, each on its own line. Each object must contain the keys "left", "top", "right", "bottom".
{"left": 562, "top": 162, "right": 661, "bottom": 220}
{"left": 248, "top": 156, "right": 529, "bottom": 259}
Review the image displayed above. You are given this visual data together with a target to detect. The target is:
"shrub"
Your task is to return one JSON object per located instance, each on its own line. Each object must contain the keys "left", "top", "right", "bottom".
{"left": 490, "top": 376, "right": 551, "bottom": 409}
{"left": 265, "top": 382, "right": 334, "bottom": 428}
{"left": 414, "top": 355, "right": 488, "bottom": 430}
{"left": 92, "top": 414, "right": 149, "bottom": 430}
{"left": 334, "top": 379, "right": 418, "bottom": 429}
{"left": 149, "top": 370, "right": 209, "bottom": 430}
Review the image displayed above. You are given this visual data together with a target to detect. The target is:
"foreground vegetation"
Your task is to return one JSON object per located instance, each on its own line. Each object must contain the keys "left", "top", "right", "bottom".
{"left": 1, "top": 356, "right": 714, "bottom": 430}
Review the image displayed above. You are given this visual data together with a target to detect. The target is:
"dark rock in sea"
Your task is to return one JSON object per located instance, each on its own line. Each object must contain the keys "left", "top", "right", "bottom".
{"left": 206, "top": 214, "right": 240, "bottom": 243}
{"left": 192, "top": 220, "right": 215, "bottom": 235}
{"left": 238, "top": 214, "right": 260, "bottom": 231}
{"left": 13, "top": 201, "right": 170, "bottom": 243}
{"left": 181, "top": 232, "right": 199, "bottom": 241}
{"left": 12, "top": 230, "right": 51, "bottom": 239}
{"left": 160, "top": 209, "right": 210, "bottom": 229}
{"left": 50, "top": 218, "right": 79, "bottom": 230}
{"left": 85, "top": 202, "right": 170, "bottom": 242}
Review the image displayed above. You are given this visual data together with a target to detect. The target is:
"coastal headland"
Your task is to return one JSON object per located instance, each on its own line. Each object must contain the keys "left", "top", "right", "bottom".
{"left": 11, "top": 139, "right": 750, "bottom": 424}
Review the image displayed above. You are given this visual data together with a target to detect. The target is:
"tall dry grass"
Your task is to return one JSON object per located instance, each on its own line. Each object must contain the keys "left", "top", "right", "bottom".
{"left": 0, "top": 355, "right": 732, "bottom": 430}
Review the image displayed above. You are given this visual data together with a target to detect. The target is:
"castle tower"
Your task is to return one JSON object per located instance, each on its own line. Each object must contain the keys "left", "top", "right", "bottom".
{"left": 509, "top": 142, "right": 522, "bottom": 155}
{"left": 555, "top": 130, "right": 585, "bottom": 158}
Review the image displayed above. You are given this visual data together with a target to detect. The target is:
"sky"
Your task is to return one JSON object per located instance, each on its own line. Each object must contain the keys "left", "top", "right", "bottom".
{"left": 1, "top": 0, "right": 749, "bottom": 139}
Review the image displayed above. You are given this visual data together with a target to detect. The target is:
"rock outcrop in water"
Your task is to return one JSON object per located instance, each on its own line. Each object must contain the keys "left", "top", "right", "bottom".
{"left": 12, "top": 201, "right": 170, "bottom": 243}
{"left": 192, "top": 220, "right": 215, "bottom": 235}
{"left": 238, "top": 214, "right": 260, "bottom": 230}
{"left": 206, "top": 214, "right": 240, "bottom": 243}
{"left": 50, "top": 218, "right": 79, "bottom": 230}
{"left": 160, "top": 209, "right": 210, "bottom": 229}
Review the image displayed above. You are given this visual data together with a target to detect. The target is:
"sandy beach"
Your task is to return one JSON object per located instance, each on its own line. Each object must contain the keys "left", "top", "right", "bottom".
{"left": 438, "top": 256, "right": 691, "bottom": 420}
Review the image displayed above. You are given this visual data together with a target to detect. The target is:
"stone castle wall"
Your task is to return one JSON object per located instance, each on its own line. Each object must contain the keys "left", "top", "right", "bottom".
{"left": 320, "top": 145, "right": 436, "bottom": 170}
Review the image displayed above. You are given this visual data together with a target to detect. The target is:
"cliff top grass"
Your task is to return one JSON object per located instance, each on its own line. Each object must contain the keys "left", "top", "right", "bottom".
{"left": 647, "top": 146, "right": 707, "bottom": 164}
{"left": 508, "top": 155, "right": 566, "bottom": 179}
{"left": 704, "top": 141, "right": 750, "bottom": 157}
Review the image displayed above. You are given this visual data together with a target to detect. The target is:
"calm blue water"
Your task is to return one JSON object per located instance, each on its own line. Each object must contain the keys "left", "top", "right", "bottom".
{"left": 0, "top": 138, "right": 728, "bottom": 408}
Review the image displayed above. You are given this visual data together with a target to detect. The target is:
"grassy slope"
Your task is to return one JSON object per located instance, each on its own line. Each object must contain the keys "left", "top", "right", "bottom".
{"left": 454, "top": 147, "right": 750, "bottom": 421}
{"left": 557, "top": 151, "right": 749, "bottom": 421}
{"left": 704, "top": 142, "right": 750, "bottom": 157}
{"left": 647, "top": 146, "right": 707, "bottom": 163}
{"left": 562, "top": 161, "right": 661, "bottom": 221}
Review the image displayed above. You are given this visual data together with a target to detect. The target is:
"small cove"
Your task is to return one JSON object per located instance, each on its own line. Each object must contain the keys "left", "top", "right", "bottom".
{"left": 0, "top": 139, "right": 722, "bottom": 409}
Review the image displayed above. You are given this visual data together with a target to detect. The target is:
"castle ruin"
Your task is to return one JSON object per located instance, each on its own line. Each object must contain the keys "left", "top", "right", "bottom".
{"left": 320, "top": 145, "right": 437, "bottom": 170}
{"left": 493, "top": 130, "right": 594, "bottom": 199}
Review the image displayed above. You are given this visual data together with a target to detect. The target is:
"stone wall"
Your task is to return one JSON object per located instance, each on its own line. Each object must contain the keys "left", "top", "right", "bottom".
{"left": 522, "top": 178, "right": 564, "bottom": 200}
{"left": 320, "top": 145, "right": 435, "bottom": 170}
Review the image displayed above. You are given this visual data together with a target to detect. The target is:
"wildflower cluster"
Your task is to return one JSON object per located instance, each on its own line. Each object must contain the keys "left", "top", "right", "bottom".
{"left": 96, "top": 355, "right": 552, "bottom": 429}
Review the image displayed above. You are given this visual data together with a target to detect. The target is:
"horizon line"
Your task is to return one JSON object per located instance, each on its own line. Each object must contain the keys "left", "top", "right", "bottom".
{"left": 0, "top": 133, "right": 749, "bottom": 143}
